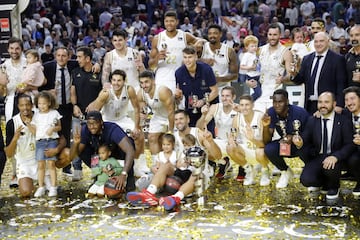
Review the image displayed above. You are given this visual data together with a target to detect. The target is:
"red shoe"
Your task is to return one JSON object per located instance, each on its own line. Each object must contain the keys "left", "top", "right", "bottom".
{"left": 236, "top": 166, "right": 246, "bottom": 182}
{"left": 126, "top": 189, "right": 159, "bottom": 206}
{"left": 216, "top": 157, "right": 230, "bottom": 179}
{"left": 159, "top": 195, "right": 181, "bottom": 210}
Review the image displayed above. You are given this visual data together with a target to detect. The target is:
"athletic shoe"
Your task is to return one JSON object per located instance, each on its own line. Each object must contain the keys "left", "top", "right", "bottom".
{"left": 9, "top": 176, "right": 18, "bottom": 188}
{"left": 215, "top": 157, "right": 231, "bottom": 179}
{"left": 276, "top": 168, "right": 293, "bottom": 189}
{"left": 243, "top": 165, "right": 255, "bottom": 186}
{"left": 236, "top": 166, "right": 245, "bottom": 182}
{"left": 72, "top": 170, "right": 83, "bottom": 181}
{"left": 307, "top": 186, "right": 320, "bottom": 193}
{"left": 62, "top": 168, "right": 73, "bottom": 177}
{"left": 326, "top": 188, "right": 339, "bottom": 200}
{"left": 34, "top": 187, "right": 46, "bottom": 198}
{"left": 353, "top": 182, "right": 360, "bottom": 197}
{"left": 260, "top": 167, "right": 270, "bottom": 186}
{"left": 48, "top": 186, "right": 58, "bottom": 197}
{"left": 159, "top": 195, "right": 181, "bottom": 211}
{"left": 135, "top": 174, "right": 153, "bottom": 191}
{"left": 44, "top": 175, "right": 52, "bottom": 191}
{"left": 272, "top": 166, "right": 281, "bottom": 176}
{"left": 126, "top": 189, "right": 159, "bottom": 206}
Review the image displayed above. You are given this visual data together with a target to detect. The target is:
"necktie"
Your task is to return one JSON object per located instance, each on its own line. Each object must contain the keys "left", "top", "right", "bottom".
{"left": 309, "top": 55, "right": 323, "bottom": 96}
{"left": 322, "top": 118, "right": 329, "bottom": 155}
{"left": 60, "top": 68, "right": 66, "bottom": 105}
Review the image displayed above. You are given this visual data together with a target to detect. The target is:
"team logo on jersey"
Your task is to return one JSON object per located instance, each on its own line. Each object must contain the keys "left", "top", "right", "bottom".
{"left": 128, "top": 57, "right": 133, "bottom": 61}
{"left": 122, "top": 96, "right": 127, "bottom": 101}
{"left": 230, "top": 114, "right": 236, "bottom": 118}
{"left": 178, "top": 36, "right": 183, "bottom": 41}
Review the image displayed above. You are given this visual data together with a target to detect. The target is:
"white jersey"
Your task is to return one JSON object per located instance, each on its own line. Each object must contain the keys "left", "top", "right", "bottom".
{"left": 235, "top": 110, "right": 264, "bottom": 150}
{"left": 201, "top": 42, "right": 231, "bottom": 88}
{"left": 110, "top": 48, "right": 140, "bottom": 89}
{"left": 255, "top": 43, "right": 287, "bottom": 112}
{"left": 142, "top": 85, "right": 168, "bottom": 120}
{"left": 213, "top": 103, "right": 237, "bottom": 140}
{"left": 12, "top": 114, "right": 36, "bottom": 165}
{"left": 155, "top": 30, "right": 187, "bottom": 93}
{"left": 101, "top": 86, "right": 134, "bottom": 130}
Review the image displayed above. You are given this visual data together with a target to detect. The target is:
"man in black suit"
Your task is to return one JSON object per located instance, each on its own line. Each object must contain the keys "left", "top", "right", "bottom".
{"left": 40, "top": 47, "right": 79, "bottom": 175}
{"left": 292, "top": 32, "right": 347, "bottom": 114}
{"left": 294, "top": 92, "right": 355, "bottom": 200}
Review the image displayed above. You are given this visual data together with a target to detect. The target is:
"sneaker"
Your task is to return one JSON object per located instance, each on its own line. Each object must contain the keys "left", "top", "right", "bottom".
{"left": 320, "top": 187, "right": 328, "bottom": 195}
{"left": 48, "top": 186, "right": 58, "bottom": 197}
{"left": 9, "top": 176, "right": 18, "bottom": 188}
{"left": 135, "top": 174, "right": 153, "bottom": 191}
{"left": 243, "top": 165, "right": 255, "bottom": 186}
{"left": 34, "top": 187, "right": 46, "bottom": 198}
{"left": 126, "top": 189, "right": 159, "bottom": 206}
{"left": 353, "top": 182, "right": 360, "bottom": 197}
{"left": 276, "top": 168, "right": 293, "bottom": 189}
{"left": 236, "top": 166, "right": 246, "bottom": 182}
{"left": 72, "top": 170, "right": 83, "bottom": 181}
{"left": 260, "top": 167, "right": 270, "bottom": 186}
{"left": 62, "top": 168, "right": 73, "bottom": 177}
{"left": 159, "top": 195, "right": 181, "bottom": 211}
{"left": 215, "top": 157, "right": 231, "bottom": 179}
{"left": 272, "top": 166, "right": 281, "bottom": 176}
{"left": 208, "top": 160, "right": 216, "bottom": 177}
{"left": 326, "top": 188, "right": 339, "bottom": 200}
{"left": 307, "top": 186, "right": 320, "bottom": 193}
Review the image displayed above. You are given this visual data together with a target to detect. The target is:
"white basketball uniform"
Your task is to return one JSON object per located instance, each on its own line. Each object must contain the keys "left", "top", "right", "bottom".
{"left": 255, "top": 43, "right": 287, "bottom": 112}
{"left": 101, "top": 86, "right": 135, "bottom": 131}
{"left": 234, "top": 110, "right": 264, "bottom": 165}
{"left": 155, "top": 30, "right": 187, "bottom": 93}
{"left": 201, "top": 42, "right": 232, "bottom": 91}
{"left": 12, "top": 114, "right": 37, "bottom": 180}
{"left": 142, "top": 85, "right": 169, "bottom": 133}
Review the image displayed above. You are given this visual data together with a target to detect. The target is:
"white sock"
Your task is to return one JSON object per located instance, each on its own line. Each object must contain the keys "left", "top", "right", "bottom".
{"left": 174, "top": 191, "right": 184, "bottom": 200}
{"left": 147, "top": 184, "right": 157, "bottom": 194}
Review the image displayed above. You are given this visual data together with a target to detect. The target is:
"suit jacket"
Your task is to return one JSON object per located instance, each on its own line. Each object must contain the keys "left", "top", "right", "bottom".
{"left": 300, "top": 113, "right": 355, "bottom": 162}
{"left": 40, "top": 60, "right": 79, "bottom": 91}
{"left": 293, "top": 50, "right": 347, "bottom": 108}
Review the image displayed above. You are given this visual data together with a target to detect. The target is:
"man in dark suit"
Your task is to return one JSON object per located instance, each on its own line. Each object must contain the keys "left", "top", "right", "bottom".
{"left": 294, "top": 92, "right": 355, "bottom": 200}
{"left": 292, "top": 32, "right": 347, "bottom": 114}
{"left": 40, "top": 47, "right": 79, "bottom": 175}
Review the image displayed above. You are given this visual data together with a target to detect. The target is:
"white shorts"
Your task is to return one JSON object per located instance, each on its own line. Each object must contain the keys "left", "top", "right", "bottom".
{"left": 239, "top": 143, "right": 257, "bottom": 165}
{"left": 88, "top": 184, "right": 105, "bottom": 195}
{"left": 116, "top": 117, "right": 135, "bottom": 132}
{"left": 149, "top": 116, "right": 168, "bottom": 133}
{"left": 214, "top": 138, "right": 228, "bottom": 155}
{"left": 17, "top": 163, "right": 38, "bottom": 180}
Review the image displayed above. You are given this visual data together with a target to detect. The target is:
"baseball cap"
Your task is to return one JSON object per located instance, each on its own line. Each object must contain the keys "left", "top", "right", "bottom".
{"left": 86, "top": 111, "right": 103, "bottom": 121}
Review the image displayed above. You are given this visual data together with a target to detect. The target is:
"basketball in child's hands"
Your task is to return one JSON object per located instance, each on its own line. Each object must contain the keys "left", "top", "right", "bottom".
{"left": 164, "top": 176, "right": 183, "bottom": 195}
{"left": 104, "top": 178, "right": 124, "bottom": 199}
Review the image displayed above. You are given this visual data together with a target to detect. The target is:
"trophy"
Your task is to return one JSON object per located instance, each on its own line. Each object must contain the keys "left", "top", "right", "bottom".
{"left": 192, "top": 95, "right": 198, "bottom": 114}
{"left": 204, "top": 92, "right": 210, "bottom": 106}
{"left": 279, "top": 120, "right": 287, "bottom": 141}
{"left": 159, "top": 43, "right": 167, "bottom": 63}
{"left": 293, "top": 120, "right": 301, "bottom": 136}
{"left": 355, "top": 61, "right": 360, "bottom": 72}
{"left": 230, "top": 127, "right": 237, "bottom": 139}
{"left": 354, "top": 118, "right": 360, "bottom": 134}
{"left": 106, "top": 164, "right": 114, "bottom": 176}
{"left": 290, "top": 50, "right": 299, "bottom": 73}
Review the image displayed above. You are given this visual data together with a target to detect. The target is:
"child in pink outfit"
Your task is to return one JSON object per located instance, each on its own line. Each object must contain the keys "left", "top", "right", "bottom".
{"left": 20, "top": 49, "right": 46, "bottom": 97}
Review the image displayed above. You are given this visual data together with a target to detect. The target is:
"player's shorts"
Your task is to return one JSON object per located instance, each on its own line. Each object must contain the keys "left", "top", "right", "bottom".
{"left": 149, "top": 116, "right": 168, "bottom": 133}
{"left": 239, "top": 143, "right": 258, "bottom": 165}
{"left": 17, "top": 162, "right": 38, "bottom": 180}
{"left": 174, "top": 168, "right": 192, "bottom": 183}
{"left": 116, "top": 117, "right": 135, "bottom": 133}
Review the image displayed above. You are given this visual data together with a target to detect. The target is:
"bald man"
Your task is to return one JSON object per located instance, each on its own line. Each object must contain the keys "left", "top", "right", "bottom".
{"left": 292, "top": 32, "right": 347, "bottom": 114}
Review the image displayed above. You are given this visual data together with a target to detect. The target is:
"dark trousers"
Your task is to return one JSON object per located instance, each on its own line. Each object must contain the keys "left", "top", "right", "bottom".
{"left": 264, "top": 140, "right": 302, "bottom": 171}
{"left": 58, "top": 103, "right": 73, "bottom": 172}
{"left": 0, "top": 151, "right": 6, "bottom": 182}
{"left": 344, "top": 151, "right": 360, "bottom": 183}
{"left": 300, "top": 155, "right": 342, "bottom": 189}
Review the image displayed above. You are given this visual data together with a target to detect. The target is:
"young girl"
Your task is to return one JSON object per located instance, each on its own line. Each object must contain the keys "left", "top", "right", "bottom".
{"left": 88, "top": 144, "right": 123, "bottom": 198}
{"left": 29, "top": 91, "right": 62, "bottom": 198}
{"left": 20, "top": 49, "right": 46, "bottom": 98}
{"left": 151, "top": 133, "right": 177, "bottom": 174}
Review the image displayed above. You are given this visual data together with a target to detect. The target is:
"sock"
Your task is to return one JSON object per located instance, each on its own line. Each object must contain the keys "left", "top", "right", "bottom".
{"left": 174, "top": 191, "right": 184, "bottom": 200}
{"left": 147, "top": 184, "right": 157, "bottom": 194}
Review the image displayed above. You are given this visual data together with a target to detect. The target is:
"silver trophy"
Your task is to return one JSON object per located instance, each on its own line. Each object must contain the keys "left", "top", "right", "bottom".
{"left": 192, "top": 95, "right": 198, "bottom": 114}
{"left": 293, "top": 120, "right": 301, "bottom": 136}
{"left": 291, "top": 50, "right": 299, "bottom": 73}
{"left": 204, "top": 92, "right": 210, "bottom": 106}
{"left": 279, "top": 120, "right": 287, "bottom": 141}
{"left": 354, "top": 119, "right": 360, "bottom": 134}
{"left": 230, "top": 127, "right": 237, "bottom": 139}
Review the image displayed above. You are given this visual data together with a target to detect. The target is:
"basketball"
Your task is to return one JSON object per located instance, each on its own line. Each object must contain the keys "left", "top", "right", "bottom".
{"left": 164, "top": 176, "right": 183, "bottom": 195}
{"left": 55, "top": 148, "right": 71, "bottom": 169}
{"left": 104, "top": 178, "right": 124, "bottom": 199}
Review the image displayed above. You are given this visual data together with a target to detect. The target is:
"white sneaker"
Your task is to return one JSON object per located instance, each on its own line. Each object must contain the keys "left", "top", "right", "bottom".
{"left": 9, "top": 176, "right": 18, "bottom": 188}
{"left": 34, "top": 187, "right": 46, "bottom": 198}
{"left": 272, "top": 166, "right": 281, "bottom": 176}
{"left": 243, "top": 165, "right": 255, "bottom": 186}
{"left": 276, "top": 168, "right": 293, "bottom": 189}
{"left": 48, "top": 186, "right": 58, "bottom": 197}
{"left": 72, "top": 170, "right": 83, "bottom": 181}
{"left": 135, "top": 174, "right": 153, "bottom": 191}
{"left": 260, "top": 167, "right": 270, "bottom": 186}
{"left": 307, "top": 186, "right": 320, "bottom": 193}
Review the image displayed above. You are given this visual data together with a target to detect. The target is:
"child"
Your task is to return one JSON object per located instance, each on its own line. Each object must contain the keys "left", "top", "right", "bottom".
{"left": 240, "top": 35, "right": 261, "bottom": 101}
{"left": 151, "top": 133, "right": 177, "bottom": 174}
{"left": 29, "top": 91, "right": 62, "bottom": 197}
{"left": 177, "top": 133, "right": 196, "bottom": 171}
{"left": 88, "top": 144, "right": 123, "bottom": 197}
{"left": 20, "top": 49, "right": 46, "bottom": 98}
{"left": 290, "top": 27, "right": 309, "bottom": 59}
